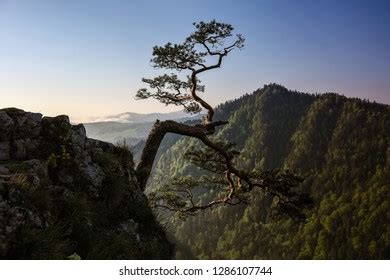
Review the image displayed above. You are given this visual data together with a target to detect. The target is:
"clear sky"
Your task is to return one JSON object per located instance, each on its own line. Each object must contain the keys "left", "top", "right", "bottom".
{"left": 1, "top": 0, "right": 389, "bottom": 122}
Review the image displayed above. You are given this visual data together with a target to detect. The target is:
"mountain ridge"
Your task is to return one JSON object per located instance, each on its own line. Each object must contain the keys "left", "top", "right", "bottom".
{"left": 147, "top": 83, "right": 389, "bottom": 259}
{"left": 83, "top": 112, "right": 203, "bottom": 146}
{"left": 88, "top": 110, "right": 202, "bottom": 124}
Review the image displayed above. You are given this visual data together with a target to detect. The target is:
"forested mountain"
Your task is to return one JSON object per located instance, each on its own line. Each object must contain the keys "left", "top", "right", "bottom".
{"left": 148, "top": 84, "right": 390, "bottom": 259}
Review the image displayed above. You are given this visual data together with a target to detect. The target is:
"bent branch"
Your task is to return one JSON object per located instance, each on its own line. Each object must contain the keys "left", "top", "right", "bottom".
{"left": 136, "top": 120, "right": 228, "bottom": 191}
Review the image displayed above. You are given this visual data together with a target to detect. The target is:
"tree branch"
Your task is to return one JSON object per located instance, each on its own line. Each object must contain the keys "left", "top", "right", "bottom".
{"left": 136, "top": 120, "right": 229, "bottom": 191}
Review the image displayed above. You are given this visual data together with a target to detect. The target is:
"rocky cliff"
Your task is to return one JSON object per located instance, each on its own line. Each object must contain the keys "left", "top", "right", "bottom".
{"left": 0, "top": 108, "right": 172, "bottom": 259}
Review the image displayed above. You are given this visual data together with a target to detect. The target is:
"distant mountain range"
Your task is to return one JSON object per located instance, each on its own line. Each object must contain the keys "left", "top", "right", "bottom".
{"left": 89, "top": 110, "right": 201, "bottom": 123}
{"left": 83, "top": 110, "right": 202, "bottom": 145}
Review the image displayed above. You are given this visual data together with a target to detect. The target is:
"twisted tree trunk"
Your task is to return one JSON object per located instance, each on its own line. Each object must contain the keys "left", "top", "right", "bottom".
{"left": 135, "top": 120, "right": 228, "bottom": 191}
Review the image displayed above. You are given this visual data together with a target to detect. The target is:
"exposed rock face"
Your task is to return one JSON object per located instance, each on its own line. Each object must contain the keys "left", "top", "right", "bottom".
{"left": 0, "top": 108, "right": 172, "bottom": 259}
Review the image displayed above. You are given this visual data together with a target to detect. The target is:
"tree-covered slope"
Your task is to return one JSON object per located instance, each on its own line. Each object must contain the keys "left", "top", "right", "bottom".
{"left": 148, "top": 84, "right": 390, "bottom": 259}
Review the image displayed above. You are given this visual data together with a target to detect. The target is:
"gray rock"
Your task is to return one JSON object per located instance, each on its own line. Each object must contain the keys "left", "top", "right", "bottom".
{"left": 0, "top": 111, "right": 14, "bottom": 141}
{"left": 25, "top": 138, "right": 40, "bottom": 157}
{"left": 12, "top": 139, "right": 27, "bottom": 159}
{"left": 0, "top": 142, "right": 10, "bottom": 161}
{"left": 84, "top": 163, "right": 104, "bottom": 187}
{"left": 2, "top": 108, "right": 42, "bottom": 139}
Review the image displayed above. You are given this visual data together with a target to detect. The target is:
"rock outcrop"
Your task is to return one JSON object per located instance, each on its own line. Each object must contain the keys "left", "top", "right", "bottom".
{"left": 0, "top": 108, "right": 172, "bottom": 259}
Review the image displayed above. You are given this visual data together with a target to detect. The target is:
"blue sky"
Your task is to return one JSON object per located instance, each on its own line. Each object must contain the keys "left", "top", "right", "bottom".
{"left": 1, "top": 0, "right": 389, "bottom": 122}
